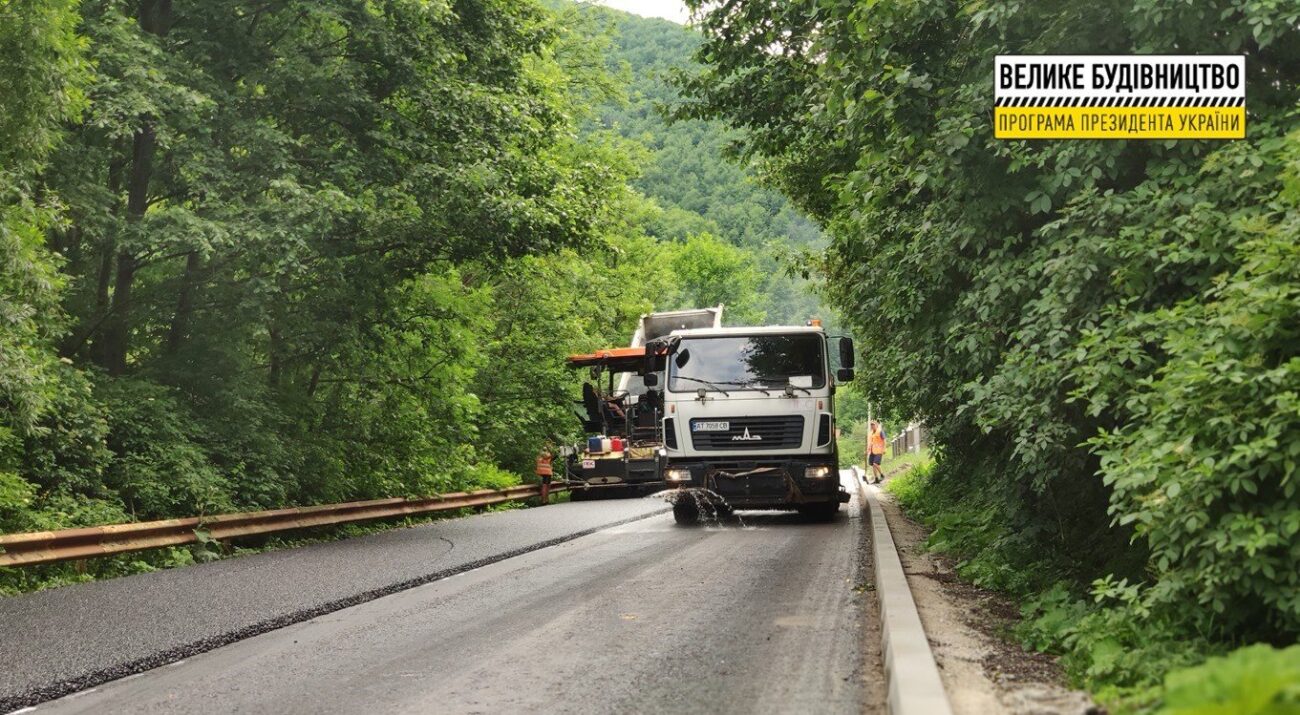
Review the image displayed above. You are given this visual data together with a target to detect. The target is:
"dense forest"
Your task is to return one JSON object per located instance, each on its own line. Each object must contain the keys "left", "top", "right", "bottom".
{"left": 0, "top": 0, "right": 827, "bottom": 592}
{"left": 584, "top": 7, "right": 828, "bottom": 325}
{"left": 680, "top": 0, "right": 1299, "bottom": 708}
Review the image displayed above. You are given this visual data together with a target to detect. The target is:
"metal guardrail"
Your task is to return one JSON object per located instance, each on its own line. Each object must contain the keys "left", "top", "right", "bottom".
{"left": 0, "top": 482, "right": 568, "bottom": 568}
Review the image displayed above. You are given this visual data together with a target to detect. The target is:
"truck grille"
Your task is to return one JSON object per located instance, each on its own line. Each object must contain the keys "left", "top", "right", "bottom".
{"left": 689, "top": 416, "right": 804, "bottom": 450}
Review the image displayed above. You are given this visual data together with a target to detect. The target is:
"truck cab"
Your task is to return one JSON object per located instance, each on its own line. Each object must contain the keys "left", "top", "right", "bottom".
{"left": 651, "top": 324, "right": 855, "bottom": 523}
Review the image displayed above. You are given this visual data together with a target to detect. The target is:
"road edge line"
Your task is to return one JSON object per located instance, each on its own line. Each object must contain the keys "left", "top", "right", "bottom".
{"left": 864, "top": 482, "right": 954, "bottom": 715}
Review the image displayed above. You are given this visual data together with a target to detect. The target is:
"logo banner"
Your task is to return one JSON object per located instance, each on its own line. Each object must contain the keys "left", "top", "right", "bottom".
{"left": 994, "top": 56, "right": 1245, "bottom": 139}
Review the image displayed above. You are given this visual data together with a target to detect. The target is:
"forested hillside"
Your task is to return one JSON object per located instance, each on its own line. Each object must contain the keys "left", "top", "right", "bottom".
{"left": 0, "top": 0, "right": 828, "bottom": 593}
{"left": 681, "top": 0, "right": 1300, "bottom": 709}
{"left": 577, "top": 5, "right": 829, "bottom": 325}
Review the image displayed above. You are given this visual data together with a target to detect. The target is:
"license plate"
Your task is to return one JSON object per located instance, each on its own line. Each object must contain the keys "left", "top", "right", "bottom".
{"left": 692, "top": 421, "right": 730, "bottom": 432}
{"left": 582, "top": 459, "right": 596, "bottom": 469}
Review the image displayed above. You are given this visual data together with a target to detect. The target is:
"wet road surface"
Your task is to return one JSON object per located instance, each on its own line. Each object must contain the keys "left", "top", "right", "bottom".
{"left": 27, "top": 476, "right": 871, "bottom": 714}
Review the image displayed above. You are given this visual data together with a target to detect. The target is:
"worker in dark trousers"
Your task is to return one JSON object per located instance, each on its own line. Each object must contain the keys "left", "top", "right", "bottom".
{"left": 536, "top": 448, "right": 554, "bottom": 502}
{"left": 866, "top": 421, "right": 887, "bottom": 484}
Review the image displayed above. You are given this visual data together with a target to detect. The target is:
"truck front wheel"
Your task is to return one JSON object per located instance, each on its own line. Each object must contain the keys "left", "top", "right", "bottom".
{"left": 798, "top": 502, "right": 839, "bottom": 522}
{"left": 673, "top": 500, "right": 700, "bottom": 526}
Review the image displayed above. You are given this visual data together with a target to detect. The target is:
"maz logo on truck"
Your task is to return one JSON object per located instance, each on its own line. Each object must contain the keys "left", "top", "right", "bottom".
{"left": 732, "top": 427, "right": 762, "bottom": 441}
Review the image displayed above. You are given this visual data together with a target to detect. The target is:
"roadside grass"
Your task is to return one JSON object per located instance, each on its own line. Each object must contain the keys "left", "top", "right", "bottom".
{"left": 883, "top": 456, "right": 1300, "bottom": 714}
{"left": 882, "top": 447, "right": 932, "bottom": 478}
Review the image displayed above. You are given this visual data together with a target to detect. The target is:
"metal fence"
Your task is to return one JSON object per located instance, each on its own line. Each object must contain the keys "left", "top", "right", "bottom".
{"left": 890, "top": 422, "right": 927, "bottom": 458}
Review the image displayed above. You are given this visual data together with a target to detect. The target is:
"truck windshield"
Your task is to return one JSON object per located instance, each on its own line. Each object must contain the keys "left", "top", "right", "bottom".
{"left": 668, "top": 335, "right": 825, "bottom": 392}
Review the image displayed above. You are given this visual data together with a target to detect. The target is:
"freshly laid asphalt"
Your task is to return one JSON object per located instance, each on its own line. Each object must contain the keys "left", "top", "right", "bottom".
{"left": 0, "top": 497, "right": 668, "bottom": 711}
{"left": 8, "top": 474, "right": 872, "bottom": 714}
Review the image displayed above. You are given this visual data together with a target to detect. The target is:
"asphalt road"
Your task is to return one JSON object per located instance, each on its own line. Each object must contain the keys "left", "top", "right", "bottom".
{"left": 0, "top": 497, "right": 667, "bottom": 710}
{"left": 25, "top": 475, "right": 871, "bottom": 714}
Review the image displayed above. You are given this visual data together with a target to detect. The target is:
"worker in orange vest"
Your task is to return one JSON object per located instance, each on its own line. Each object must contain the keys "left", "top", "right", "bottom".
{"left": 535, "top": 448, "right": 554, "bottom": 502}
{"left": 866, "top": 420, "right": 887, "bottom": 484}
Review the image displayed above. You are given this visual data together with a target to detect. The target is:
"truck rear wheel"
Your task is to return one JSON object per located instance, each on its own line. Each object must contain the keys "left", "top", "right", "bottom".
{"left": 673, "top": 500, "right": 700, "bottom": 526}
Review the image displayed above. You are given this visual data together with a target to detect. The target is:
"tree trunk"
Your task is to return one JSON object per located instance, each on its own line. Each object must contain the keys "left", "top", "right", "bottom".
{"left": 268, "top": 323, "right": 283, "bottom": 388}
{"left": 307, "top": 364, "right": 323, "bottom": 397}
{"left": 101, "top": 124, "right": 155, "bottom": 375}
{"left": 165, "top": 250, "right": 202, "bottom": 355}
{"left": 94, "top": 230, "right": 115, "bottom": 316}
{"left": 98, "top": 0, "right": 172, "bottom": 374}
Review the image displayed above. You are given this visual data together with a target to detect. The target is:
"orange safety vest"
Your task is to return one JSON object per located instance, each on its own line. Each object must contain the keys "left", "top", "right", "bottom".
{"left": 535, "top": 453, "right": 553, "bottom": 477}
{"left": 868, "top": 429, "right": 886, "bottom": 455}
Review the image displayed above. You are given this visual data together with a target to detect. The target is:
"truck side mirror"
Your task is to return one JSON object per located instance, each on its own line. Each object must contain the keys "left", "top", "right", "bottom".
{"left": 643, "top": 372, "right": 659, "bottom": 387}
{"left": 838, "top": 337, "right": 855, "bottom": 369}
{"left": 836, "top": 367, "right": 855, "bottom": 382}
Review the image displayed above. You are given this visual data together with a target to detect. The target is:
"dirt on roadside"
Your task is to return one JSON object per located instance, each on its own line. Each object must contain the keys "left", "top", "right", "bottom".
{"left": 870, "top": 472, "right": 1099, "bottom": 715}
{"left": 856, "top": 482, "right": 890, "bottom": 714}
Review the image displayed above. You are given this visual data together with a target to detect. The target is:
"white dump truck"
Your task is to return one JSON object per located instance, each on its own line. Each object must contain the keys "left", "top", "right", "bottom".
{"left": 645, "top": 321, "right": 855, "bottom": 523}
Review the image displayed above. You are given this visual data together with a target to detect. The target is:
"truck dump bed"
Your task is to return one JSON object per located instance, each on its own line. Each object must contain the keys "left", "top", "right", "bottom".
{"left": 633, "top": 307, "right": 725, "bottom": 347}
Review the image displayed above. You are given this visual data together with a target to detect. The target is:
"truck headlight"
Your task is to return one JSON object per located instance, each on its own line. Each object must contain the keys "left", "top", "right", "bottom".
{"left": 804, "top": 466, "right": 833, "bottom": 479}
{"left": 665, "top": 468, "right": 691, "bottom": 483}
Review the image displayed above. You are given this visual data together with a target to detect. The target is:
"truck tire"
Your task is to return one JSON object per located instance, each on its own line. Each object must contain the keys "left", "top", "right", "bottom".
{"left": 673, "top": 500, "right": 700, "bottom": 526}
{"left": 798, "top": 502, "right": 839, "bottom": 522}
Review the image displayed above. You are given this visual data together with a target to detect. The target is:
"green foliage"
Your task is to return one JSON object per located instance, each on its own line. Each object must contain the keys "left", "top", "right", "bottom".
{"left": 682, "top": 0, "right": 1300, "bottom": 697}
{"left": 1017, "top": 584, "right": 1208, "bottom": 701}
{"left": 0, "top": 204, "right": 67, "bottom": 454}
{"left": 0, "top": 0, "right": 87, "bottom": 182}
{"left": 665, "top": 233, "right": 765, "bottom": 323}
{"left": 0, "top": 472, "right": 36, "bottom": 514}
{"left": 1079, "top": 132, "right": 1300, "bottom": 636}
{"left": 1158, "top": 644, "right": 1300, "bottom": 715}
{"left": 574, "top": 4, "right": 830, "bottom": 326}
{"left": 833, "top": 383, "right": 870, "bottom": 427}
{"left": 889, "top": 457, "right": 1061, "bottom": 595}
{"left": 0, "top": 0, "right": 91, "bottom": 534}
{"left": 96, "top": 378, "right": 231, "bottom": 519}
{"left": 881, "top": 458, "right": 932, "bottom": 506}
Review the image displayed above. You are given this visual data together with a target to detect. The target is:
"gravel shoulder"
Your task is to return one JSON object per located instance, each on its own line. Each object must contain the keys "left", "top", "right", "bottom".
{"left": 0, "top": 498, "right": 668, "bottom": 711}
{"left": 871, "top": 475, "right": 1096, "bottom": 715}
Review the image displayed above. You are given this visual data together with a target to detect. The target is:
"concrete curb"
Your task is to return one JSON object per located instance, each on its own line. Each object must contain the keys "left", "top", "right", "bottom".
{"left": 863, "top": 479, "right": 954, "bottom": 715}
